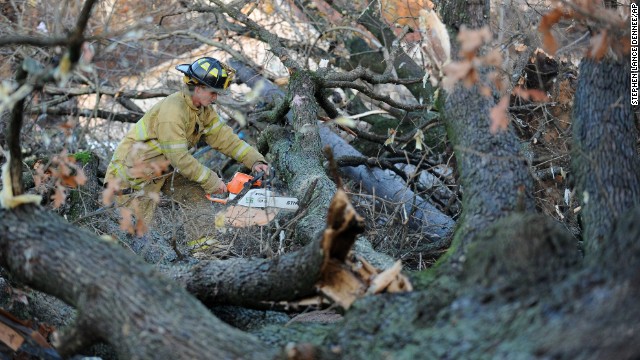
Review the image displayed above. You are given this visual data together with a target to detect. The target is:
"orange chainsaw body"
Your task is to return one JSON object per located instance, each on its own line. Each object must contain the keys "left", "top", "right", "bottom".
{"left": 226, "top": 172, "right": 262, "bottom": 194}
{"left": 206, "top": 172, "right": 263, "bottom": 204}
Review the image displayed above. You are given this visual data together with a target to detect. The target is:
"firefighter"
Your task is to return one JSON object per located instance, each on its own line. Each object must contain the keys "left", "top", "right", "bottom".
{"left": 104, "top": 57, "right": 269, "bottom": 225}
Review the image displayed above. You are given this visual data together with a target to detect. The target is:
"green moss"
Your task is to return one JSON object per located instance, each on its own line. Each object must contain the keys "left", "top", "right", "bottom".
{"left": 252, "top": 322, "right": 336, "bottom": 348}
{"left": 71, "top": 151, "right": 92, "bottom": 165}
{"left": 462, "top": 213, "right": 580, "bottom": 288}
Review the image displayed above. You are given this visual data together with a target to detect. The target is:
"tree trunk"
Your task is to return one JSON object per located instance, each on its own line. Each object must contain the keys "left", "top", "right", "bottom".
{"left": 443, "top": 81, "right": 535, "bottom": 258}
{"left": 437, "top": 0, "right": 489, "bottom": 30}
{"left": 0, "top": 205, "right": 276, "bottom": 359}
{"left": 571, "top": 58, "right": 640, "bottom": 255}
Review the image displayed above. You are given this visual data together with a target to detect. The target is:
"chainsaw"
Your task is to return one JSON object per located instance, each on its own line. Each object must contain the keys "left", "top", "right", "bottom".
{"left": 205, "top": 171, "right": 299, "bottom": 210}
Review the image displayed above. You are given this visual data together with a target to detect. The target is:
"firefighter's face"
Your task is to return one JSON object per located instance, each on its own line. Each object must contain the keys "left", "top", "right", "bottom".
{"left": 193, "top": 86, "right": 218, "bottom": 107}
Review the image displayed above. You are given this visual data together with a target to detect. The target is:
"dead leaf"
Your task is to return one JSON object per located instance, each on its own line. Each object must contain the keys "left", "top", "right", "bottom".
{"left": 457, "top": 26, "right": 492, "bottom": 59}
{"left": 512, "top": 87, "right": 549, "bottom": 102}
{"left": 387, "top": 273, "right": 413, "bottom": 292}
{"left": 119, "top": 207, "right": 134, "bottom": 234}
{"left": 588, "top": 30, "right": 608, "bottom": 60}
{"left": 52, "top": 185, "right": 66, "bottom": 209}
{"left": 356, "top": 256, "right": 379, "bottom": 281}
{"left": 379, "top": 0, "right": 434, "bottom": 28}
{"left": 442, "top": 60, "right": 474, "bottom": 91}
{"left": 419, "top": 8, "right": 451, "bottom": 68}
{"left": 366, "top": 260, "right": 402, "bottom": 295}
{"left": 490, "top": 96, "right": 510, "bottom": 134}
{"left": 102, "top": 178, "right": 121, "bottom": 206}
{"left": 384, "top": 129, "right": 397, "bottom": 146}
{"left": 514, "top": 43, "right": 528, "bottom": 52}
{"left": 538, "top": 8, "right": 569, "bottom": 55}
{"left": 483, "top": 48, "right": 503, "bottom": 67}
{"left": 274, "top": 77, "right": 289, "bottom": 86}
{"left": 134, "top": 204, "right": 148, "bottom": 237}
{"left": 413, "top": 129, "right": 425, "bottom": 151}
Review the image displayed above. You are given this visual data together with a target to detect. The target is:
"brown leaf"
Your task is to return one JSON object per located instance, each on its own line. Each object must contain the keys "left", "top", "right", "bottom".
{"left": 102, "top": 179, "right": 121, "bottom": 206}
{"left": 274, "top": 77, "right": 289, "bottom": 86}
{"left": 366, "top": 260, "right": 402, "bottom": 295}
{"left": 379, "top": 0, "right": 434, "bottom": 27}
{"left": 490, "top": 96, "right": 510, "bottom": 134}
{"left": 512, "top": 87, "right": 549, "bottom": 102}
{"left": 442, "top": 60, "right": 474, "bottom": 90}
{"left": 479, "top": 85, "right": 492, "bottom": 97}
{"left": 52, "top": 185, "right": 66, "bottom": 209}
{"left": 538, "top": 8, "right": 568, "bottom": 55}
{"left": 483, "top": 48, "right": 503, "bottom": 67}
{"left": 148, "top": 159, "right": 170, "bottom": 177}
{"left": 514, "top": 43, "right": 528, "bottom": 52}
{"left": 419, "top": 8, "right": 451, "bottom": 68}
{"left": 119, "top": 207, "right": 134, "bottom": 234}
{"left": 457, "top": 26, "right": 492, "bottom": 59}
{"left": 588, "top": 30, "right": 609, "bottom": 60}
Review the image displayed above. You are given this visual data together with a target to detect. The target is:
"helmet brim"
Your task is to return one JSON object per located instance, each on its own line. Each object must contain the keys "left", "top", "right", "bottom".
{"left": 175, "top": 63, "right": 191, "bottom": 76}
{"left": 175, "top": 64, "right": 230, "bottom": 95}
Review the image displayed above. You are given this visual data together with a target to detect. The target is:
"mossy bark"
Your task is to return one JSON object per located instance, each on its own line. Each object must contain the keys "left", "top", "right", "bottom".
{"left": 571, "top": 59, "right": 640, "bottom": 256}
{"left": 443, "top": 81, "right": 535, "bottom": 259}
{"left": 67, "top": 151, "right": 102, "bottom": 221}
{"left": 435, "top": 0, "right": 489, "bottom": 30}
{"left": 167, "top": 235, "right": 327, "bottom": 308}
{"left": 322, "top": 210, "right": 640, "bottom": 359}
{"left": 0, "top": 205, "right": 276, "bottom": 359}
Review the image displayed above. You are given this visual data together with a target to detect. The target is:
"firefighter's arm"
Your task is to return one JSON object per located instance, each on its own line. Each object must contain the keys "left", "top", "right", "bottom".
{"left": 156, "top": 119, "right": 225, "bottom": 194}
{"left": 201, "top": 116, "right": 266, "bottom": 171}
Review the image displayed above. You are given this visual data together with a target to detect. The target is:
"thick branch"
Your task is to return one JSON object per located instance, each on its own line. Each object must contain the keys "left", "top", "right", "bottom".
{"left": 30, "top": 106, "right": 141, "bottom": 123}
{"left": 7, "top": 65, "right": 27, "bottom": 196}
{"left": 43, "top": 85, "right": 172, "bottom": 99}
{"left": 0, "top": 36, "right": 69, "bottom": 47}
{"left": 170, "top": 235, "right": 326, "bottom": 307}
{"left": 0, "top": 205, "right": 276, "bottom": 359}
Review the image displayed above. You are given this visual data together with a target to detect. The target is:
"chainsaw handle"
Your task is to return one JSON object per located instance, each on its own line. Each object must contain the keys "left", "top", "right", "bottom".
{"left": 205, "top": 193, "right": 228, "bottom": 204}
{"left": 206, "top": 182, "right": 229, "bottom": 204}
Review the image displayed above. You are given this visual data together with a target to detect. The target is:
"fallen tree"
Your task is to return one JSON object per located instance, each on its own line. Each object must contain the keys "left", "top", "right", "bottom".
{"left": 231, "top": 59, "right": 455, "bottom": 247}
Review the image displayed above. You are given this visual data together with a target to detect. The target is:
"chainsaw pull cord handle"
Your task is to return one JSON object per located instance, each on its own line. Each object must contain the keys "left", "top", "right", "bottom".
{"left": 206, "top": 182, "right": 229, "bottom": 204}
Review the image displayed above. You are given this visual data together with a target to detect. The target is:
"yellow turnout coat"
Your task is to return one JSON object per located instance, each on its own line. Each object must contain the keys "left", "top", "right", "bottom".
{"left": 105, "top": 90, "right": 265, "bottom": 194}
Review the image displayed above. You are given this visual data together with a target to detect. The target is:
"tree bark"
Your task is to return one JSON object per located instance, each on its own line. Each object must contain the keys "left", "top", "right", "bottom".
{"left": 437, "top": 0, "right": 489, "bottom": 30}
{"left": 169, "top": 235, "right": 326, "bottom": 308}
{"left": 443, "top": 80, "right": 535, "bottom": 258}
{"left": 0, "top": 205, "right": 277, "bottom": 359}
{"left": 572, "top": 59, "right": 640, "bottom": 255}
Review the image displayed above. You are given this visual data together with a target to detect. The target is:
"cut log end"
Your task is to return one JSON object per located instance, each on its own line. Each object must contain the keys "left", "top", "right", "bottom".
{"left": 318, "top": 190, "right": 412, "bottom": 310}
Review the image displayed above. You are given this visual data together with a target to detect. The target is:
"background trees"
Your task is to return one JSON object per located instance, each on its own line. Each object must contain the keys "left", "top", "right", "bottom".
{"left": 1, "top": 0, "right": 638, "bottom": 359}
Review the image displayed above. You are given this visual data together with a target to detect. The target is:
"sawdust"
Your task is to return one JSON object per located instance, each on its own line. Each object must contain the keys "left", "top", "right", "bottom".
{"left": 223, "top": 206, "right": 280, "bottom": 227}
